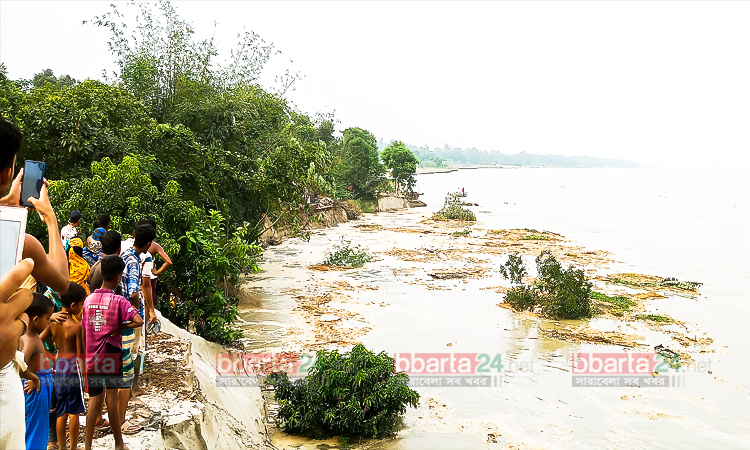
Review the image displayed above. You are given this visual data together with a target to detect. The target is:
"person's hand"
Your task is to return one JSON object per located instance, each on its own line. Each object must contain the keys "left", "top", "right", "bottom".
{"left": 0, "top": 258, "right": 34, "bottom": 303}
{"left": 149, "top": 310, "right": 158, "bottom": 323}
{"left": 23, "top": 377, "right": 40, "bottom": 394}
{"left": 27, "top": 180, "right": 56, "bottom": 226}
{"left": 0, "top": 169, "right": 23, "bottom": 207}
{"left": 50, "top": 311, "right": 69, "bottom": 324}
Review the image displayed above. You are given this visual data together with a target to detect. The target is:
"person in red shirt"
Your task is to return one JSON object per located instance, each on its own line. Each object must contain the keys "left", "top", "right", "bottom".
{"left": 82, "top": 255, "right": 143, "bottom": 450}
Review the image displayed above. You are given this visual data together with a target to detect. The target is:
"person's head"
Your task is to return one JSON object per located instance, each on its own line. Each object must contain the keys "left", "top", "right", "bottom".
{"left": 25, "top": 293, "right": 54, "bottom": 334}
{"left": 92, "top": 220, "right": 100, "bottom": 230}
{"left": 98, "top": 213, "right": 111, "bottom": 230}
{"left": 68, "top": 237, "right": 84, "bottom": 258}
{"left": 101, "top": 230, "right": 122, "bottom": 256}
{"left": 60, "top": 282, "right": 87, "bottom": 316}
{"left": 133, "top": 223, "right": 156, "bottom": 252}
{"left": 69, "top": 210, "right": 82, "bottom": 226}
{"left": 0, "top": 116, "right": 23, "bottom": 194}
{"left": 101, "top": 255, "right": 125, "bottom": 287}
{"left": 92, "top": 227, "right": 106, "bottom": 242}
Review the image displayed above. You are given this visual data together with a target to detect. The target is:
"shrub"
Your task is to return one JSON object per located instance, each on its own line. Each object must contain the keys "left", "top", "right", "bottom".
{"left": 499, "top": 253, "right": 527, "bottom": 285}
{"left": 535, "top": 251, "right": 593, "bottom": 320}
{"left": 322, "top": 238, "right": 373, "bottom": 268}
{"left": 451, "top": 229, "right": 471, "bottom": 237}
{"left": 504, "top": 285, "right": 540, "bottom": 311}
{"left": 266, "top": 345, "right": 420, "bottom": 438}
{"left": 432, "top": 193, "right": 476, "bottom": 221}
{"left": 498, "top": 251, "right": 593, "bottom": 320}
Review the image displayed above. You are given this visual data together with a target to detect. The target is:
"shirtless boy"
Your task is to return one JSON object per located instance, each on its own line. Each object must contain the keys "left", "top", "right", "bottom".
{"left": 47, "top": 282, "right": 87, "bottom": 450}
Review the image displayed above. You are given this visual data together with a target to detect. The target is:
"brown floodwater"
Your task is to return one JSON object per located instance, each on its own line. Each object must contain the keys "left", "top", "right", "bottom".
{"left": 240, "top": 168, "right": 750, "bottom": 450}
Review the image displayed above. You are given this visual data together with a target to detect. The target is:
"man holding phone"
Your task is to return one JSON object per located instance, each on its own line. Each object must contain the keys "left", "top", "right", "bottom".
{"left": 0, "top": 116, "right": 69, "bottom": 295}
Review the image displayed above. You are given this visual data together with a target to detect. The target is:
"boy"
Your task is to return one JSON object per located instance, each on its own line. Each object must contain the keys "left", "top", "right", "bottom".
{"left": 83, "top": 255, "right": 142, "bottom": 450}
{"left": 20, "top": 293, "right": 55, "bottom": 450}
{"left": 118, "top": 223, "right": 155, "bottom": 428}
{"left": 47, "top": 283, "right": 87, "bottom": 450}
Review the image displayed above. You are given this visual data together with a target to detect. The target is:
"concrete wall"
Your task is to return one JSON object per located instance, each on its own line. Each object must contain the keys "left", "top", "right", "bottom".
{"left": 377, "top": 195, "right": 410, "bottom": 212}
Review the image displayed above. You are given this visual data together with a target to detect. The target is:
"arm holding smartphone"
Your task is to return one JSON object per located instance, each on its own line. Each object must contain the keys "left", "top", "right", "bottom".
{"left": 0, "top": 169, "right": 69, "bottom": 293}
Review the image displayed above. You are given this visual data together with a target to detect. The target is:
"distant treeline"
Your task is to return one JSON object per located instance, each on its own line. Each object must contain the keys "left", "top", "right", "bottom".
{"left": 381, "top": 142, "right": 638, "bottom": 168}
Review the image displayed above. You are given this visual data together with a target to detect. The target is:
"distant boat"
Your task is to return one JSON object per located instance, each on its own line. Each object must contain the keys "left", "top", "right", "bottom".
{"left": 456, "top": 190, "right": 468, "bottom": 197}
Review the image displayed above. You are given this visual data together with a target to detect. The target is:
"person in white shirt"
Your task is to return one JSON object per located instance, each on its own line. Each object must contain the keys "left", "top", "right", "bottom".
{"left": 60, "top": 210, "right": 82, "bottom": 245}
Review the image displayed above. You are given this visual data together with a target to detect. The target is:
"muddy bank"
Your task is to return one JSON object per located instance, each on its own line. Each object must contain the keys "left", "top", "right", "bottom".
{"left": 87, "top": 312, "right": 271, "bottom": 450}
{"left": 260, "top": 203, "right": 349, "bottom": 246}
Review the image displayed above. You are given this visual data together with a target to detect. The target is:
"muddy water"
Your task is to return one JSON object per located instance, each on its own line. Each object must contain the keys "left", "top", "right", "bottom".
{"left": 241, "top": 168, "right": 750, "bottom": 450}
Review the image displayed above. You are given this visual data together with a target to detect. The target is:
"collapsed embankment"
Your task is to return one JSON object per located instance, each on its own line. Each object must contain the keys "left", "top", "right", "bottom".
{"left": 260, "top": 196, "right": 412, "bottom": 246}
{"left": 90, "top": 313, "right": 272, "bottom": 450}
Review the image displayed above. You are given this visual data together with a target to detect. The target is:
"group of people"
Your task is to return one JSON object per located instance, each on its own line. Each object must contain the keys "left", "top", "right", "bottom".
{"left": 1, "top": 116, "right": 172, "bottom": 450}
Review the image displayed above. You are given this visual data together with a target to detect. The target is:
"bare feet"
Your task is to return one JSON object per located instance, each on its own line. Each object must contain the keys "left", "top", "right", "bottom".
{"left": 131, "top": 386, "right": 147, "bottom": 397}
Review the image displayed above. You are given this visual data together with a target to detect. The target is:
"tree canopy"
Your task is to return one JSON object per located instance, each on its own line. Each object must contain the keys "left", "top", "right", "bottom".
{"left": 381, "top": 141, "right": 418, "bottom": 194}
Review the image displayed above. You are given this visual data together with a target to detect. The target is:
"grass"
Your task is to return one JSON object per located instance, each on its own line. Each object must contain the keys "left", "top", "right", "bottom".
{"left": 521, "top": 235, "right": 549, "bottom": 241}
{"left": 633, "top": 314, "right": 672, "bottom": 323}
{"left": 591, "top": 291, "right": 635, "bottom": 316}
{"left": 452, "top": 229, "right": 471, "bottom": 237}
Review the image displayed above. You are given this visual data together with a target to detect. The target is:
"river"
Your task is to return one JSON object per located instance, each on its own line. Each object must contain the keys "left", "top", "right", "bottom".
{"left": 241, "top": 167, "right": 750, "bottom": 450}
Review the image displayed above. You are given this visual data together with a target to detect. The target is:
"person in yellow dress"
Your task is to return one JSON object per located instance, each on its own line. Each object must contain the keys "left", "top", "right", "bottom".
{"left": 66, "top": 237, "right": 90, "bottom": 321}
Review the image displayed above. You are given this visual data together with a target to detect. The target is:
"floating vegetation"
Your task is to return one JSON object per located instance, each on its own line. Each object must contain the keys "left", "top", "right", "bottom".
{"left": 521, "top": 234, "right": 550, "bottom": 241}
{"left": 634, "top": 314, "right": 672, "bottom": 323}
{"left": 355, "top": 224, "right": 383, "bottom": 231}
{"left": 432, "top": 193, "right": 477, "bottom": 221}
{"left": 605, "top": 273, "right": 702, "bottom": 293}
{"left": 591, "top": 291, "right": 635, "bottom": 316}
{"left": 322, "top": 238, "right": 374, "bottom": 268}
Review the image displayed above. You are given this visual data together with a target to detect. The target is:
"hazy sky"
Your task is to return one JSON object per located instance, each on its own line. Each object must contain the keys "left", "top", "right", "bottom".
{"left": 2, "top": 1, "right": 749, "bottom": 168}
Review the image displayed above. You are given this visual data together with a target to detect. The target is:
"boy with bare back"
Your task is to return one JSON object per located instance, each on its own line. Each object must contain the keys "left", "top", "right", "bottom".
{"left": 46, "top": 282, "right": 87, "bottom": 450}
{"left": 20, "top": 293, "right": 55, "bottom": 450}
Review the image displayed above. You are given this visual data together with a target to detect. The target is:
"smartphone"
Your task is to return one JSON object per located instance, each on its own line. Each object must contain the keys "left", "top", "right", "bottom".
{"left": 19, "top": 160, "right": 45, "bottom": 209}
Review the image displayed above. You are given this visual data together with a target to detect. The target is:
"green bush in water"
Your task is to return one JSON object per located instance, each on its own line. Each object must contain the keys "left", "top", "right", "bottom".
{"left": 432, "top": 193, "right": 476, "bottom": 221}
{"left": 322, "top": 237, "right": 373, "bottom": 268}
{"left": 266, "top": 344, "right": 420, "bottom": 438}
{"left": 498, "top": 251, "right": 593, "bottom": 320}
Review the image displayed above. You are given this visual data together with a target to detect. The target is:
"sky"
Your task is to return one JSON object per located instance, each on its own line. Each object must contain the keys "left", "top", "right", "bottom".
{"left": 2, "top": 1, "right": 750, "bottom": 168}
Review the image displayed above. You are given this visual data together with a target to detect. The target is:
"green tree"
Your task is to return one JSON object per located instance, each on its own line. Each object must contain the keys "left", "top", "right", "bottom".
{"left": 381, "top": 141, "right": 418, "bottom": 194}
{"left": 338, "top": 127, "right": 384, "bottom": 198}
{"left": 267, "top": 344, "right": 419, "bottom": 438}
{"left": 30, "top": 69, "right": 77, "bottom": 88}
{"left": 40, "top": 156, "right": 262, "bottom": 343}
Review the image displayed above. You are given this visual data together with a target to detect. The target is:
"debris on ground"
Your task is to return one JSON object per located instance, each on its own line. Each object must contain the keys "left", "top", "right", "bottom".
{"left": 603, "top": 273, "right": 702, "bottom": 293}
{"left": 539, "top": 325, "right": 644, "bottom": 348}
{"left": 428, "top": 266, "right": 490, "bottom": 279}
